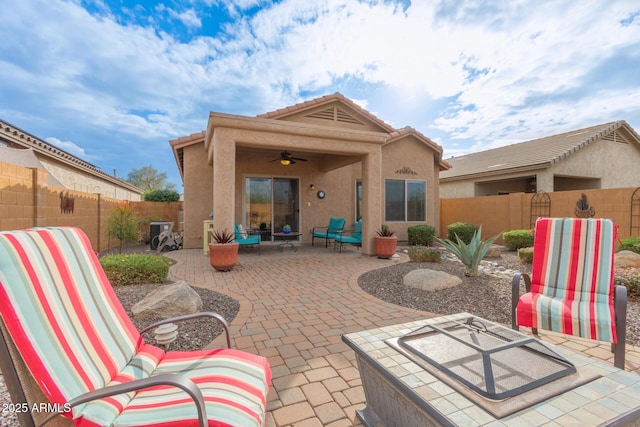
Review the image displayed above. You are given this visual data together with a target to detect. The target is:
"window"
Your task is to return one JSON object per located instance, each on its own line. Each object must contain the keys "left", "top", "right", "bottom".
{"left": 385, "top": 179, "right": 426, "bottom": 222}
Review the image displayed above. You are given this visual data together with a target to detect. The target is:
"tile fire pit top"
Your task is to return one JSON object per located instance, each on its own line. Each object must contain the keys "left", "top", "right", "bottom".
{"left": 343, "top": 313, "right": 640, "bottom": 426}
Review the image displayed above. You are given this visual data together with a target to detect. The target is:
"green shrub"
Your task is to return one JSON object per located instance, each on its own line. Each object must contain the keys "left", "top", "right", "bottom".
{"left": 447, "top": 222, "right": 478, "bottom": 245}
{"left": 503, "top": 229, "right": 535, "bottom": 250}
{"left": 618, "top": 237, "right": 640, "bottom": 254}
{"left": 107, "top": 203, "right": 140, "bottom": 253}
{"left": 408, "top": 225, "right": 436, "bottom": 246}
{"left": 408, "top": 247, "right": 441, "bottom": 262}
{"left": 144, "top": 189, "right": 181, "bottom": 202}
{"left": 100, "top": 254, "right": 169, "bottom": 286}
{"left": 518, "top": 247, "right": 534, "bottom": 264}
{"left": 436, "top": 226, "right": 500, "bottom": 276}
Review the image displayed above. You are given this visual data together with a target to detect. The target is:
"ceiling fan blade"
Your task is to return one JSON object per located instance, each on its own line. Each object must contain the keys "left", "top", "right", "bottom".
{"left": 290, "top": 157, "right": 307, "bottom": 161}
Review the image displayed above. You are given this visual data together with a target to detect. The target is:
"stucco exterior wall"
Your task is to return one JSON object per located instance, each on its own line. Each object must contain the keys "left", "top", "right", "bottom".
{"left": 182, "top": 141, "right": 213, "bottom": 248}
{"left": 548, "top": 139, "right": 640, "bottom": 188}
{"left": 381, "top": 136, "right": 440, "bottom": 241}
{"left": 37, "top": 157, "right": 141, "bottom": 200}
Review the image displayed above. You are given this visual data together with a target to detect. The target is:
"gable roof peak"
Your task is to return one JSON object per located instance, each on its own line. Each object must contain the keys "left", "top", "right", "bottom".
{"left": 257, "top": 93, "right": 395, "bottom": 132}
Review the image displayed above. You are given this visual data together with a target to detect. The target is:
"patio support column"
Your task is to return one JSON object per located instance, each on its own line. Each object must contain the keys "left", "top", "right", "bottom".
{"left": 212, "top": 129, "right": 236, "bottom": 236}
{"left": 361, "top": 149, "right": 382, "bottom": 256}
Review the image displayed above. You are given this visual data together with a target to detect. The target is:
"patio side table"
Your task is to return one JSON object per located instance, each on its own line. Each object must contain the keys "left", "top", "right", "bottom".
{"left": 273, "top": 232, "right": 302, "bottom": 252}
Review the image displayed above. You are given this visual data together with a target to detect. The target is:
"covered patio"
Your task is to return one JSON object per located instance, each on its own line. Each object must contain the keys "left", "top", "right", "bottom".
{"left": 165, "top": 246, "right": 640, "bottom": 426}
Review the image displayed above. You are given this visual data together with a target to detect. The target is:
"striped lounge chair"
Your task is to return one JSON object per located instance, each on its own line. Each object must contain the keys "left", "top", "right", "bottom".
{"left": 511, "top": 217, "right": 627, "bottom": 369}
{"left": 0, "top": 227, "right": 271, "bottom": 427}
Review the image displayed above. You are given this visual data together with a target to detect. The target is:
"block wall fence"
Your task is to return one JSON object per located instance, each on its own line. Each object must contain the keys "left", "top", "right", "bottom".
{"left": 0, "top": 161, "right": 182, "bottom": 252}
{"left": 3, "top": 161, "right": 637, "bottom": 250}
{"left": 440, "top": 187, "right": 639, "bottom": 243}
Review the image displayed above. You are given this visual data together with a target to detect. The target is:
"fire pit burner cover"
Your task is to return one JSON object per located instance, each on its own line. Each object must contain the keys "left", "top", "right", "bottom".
{"left": 397, "top": 317, "right": 576, "bottom": 400}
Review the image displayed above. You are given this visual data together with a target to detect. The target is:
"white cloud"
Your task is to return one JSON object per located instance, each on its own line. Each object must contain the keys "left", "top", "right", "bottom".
{"left": 1, "top": 0, "right": 639, "bottom": 181}
{"left": 45, "top": 137, "right": 96, "bottom": 160}
{"left": 170, "top": 9, "right": 202, "bottom": 29}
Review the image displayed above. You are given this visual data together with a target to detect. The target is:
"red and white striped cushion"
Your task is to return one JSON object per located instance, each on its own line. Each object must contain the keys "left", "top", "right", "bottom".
{"left": 0, "top": 227, "right": 271, "bottom": 426}
{"left": 515, "top": 218, "right": 617, "bottom": 343}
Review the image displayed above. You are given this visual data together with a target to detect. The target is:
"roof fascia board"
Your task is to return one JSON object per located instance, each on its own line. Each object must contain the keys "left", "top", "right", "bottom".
{"left": 439, "top": 163, "right": 549, "bottom": 182}
{"left": 205, "top": 112, "right": 389, "bottom": 152}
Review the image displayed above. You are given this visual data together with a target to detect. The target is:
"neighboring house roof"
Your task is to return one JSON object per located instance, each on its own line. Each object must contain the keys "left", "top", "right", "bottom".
{"left": 0, "top": 119, "right": 143, "bottom": 194}
{"left": 440, "top": 121, "right": 640, "bottom": 181}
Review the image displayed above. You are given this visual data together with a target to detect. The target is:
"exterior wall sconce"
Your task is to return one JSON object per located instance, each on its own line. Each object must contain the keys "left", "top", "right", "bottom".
{"left": 309, "top": 184, "right": 315, "bottom": 190}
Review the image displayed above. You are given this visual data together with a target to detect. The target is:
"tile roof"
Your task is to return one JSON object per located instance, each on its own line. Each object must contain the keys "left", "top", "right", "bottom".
{"left": 0, "top": 119, "right": 143, "bottom": 193}
{"left": 440, "top": 121, "right": 640, "bottom": 180}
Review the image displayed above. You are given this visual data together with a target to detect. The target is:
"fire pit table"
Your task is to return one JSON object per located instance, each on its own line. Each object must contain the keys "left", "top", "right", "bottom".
{"left": 342, "top": 313, "right": 640, "bottom": 427}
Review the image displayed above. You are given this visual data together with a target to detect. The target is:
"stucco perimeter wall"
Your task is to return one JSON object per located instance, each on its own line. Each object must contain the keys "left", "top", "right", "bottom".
{"left": 440, "top": 187, "right": 639, "bottom": 242}
{"left": 1, "top": 161, "right": 182, "bottom": 252}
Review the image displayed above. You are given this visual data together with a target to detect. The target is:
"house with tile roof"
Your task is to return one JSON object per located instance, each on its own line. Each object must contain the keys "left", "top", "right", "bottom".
{"left": 1, "top": 120, "right": 143, "bottom": 200}
{"left": 170, "top": 93, "right": 450, "bottom": 254}
{"left": 440, "top": 121, "right": 640, "bottom": 198}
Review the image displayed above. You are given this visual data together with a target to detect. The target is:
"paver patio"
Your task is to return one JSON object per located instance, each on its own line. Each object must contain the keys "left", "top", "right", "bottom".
{"left": 166, "top": 244, "right": 640, "bottom": 427}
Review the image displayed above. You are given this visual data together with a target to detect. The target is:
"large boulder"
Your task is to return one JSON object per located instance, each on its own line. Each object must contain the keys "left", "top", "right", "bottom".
{"left": 403, "top": 269, "right": 462, "bottom": 291}
{"left": 615, "top": 250, "right": 640, "bottom": 268}
{"left": 132, "top": 281, "right": 203, "bottom": 319}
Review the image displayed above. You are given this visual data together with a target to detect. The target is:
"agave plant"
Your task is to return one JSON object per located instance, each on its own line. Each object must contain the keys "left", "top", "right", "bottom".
{"left": 376, "top": 224, "right": 395, "bottom": 237}
{"left": 435, "top": 226, "right": 500, "bottom": 276}
{"left": 209, "top": 229, "right": 234, "bottom": 244}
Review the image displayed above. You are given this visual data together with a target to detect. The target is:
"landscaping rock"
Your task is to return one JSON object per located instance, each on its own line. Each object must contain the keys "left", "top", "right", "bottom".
{"left": 615, "top": 250, "right": 640, "bottom": 268}
{"left": 132, "top": 281, "right": 203, "bottom": 319}
{"left": 484, "top": 245, "right": 502, "bottom": 258}
{"left": 403, "top": 269, "right": 462, "bottom": 291}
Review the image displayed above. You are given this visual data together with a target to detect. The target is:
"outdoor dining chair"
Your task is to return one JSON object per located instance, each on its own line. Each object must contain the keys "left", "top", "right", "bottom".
{"left": 235, "top": 223, "right": 261, "bottom": 253}
{"left": 312, "top": 217, "right": 345, "bottom": 248}
{"left": 0, "top": 226, "right": 271, "bottom": 427}
{"left": 511, "top": 217, "right": 627, "bottom": 369}
{"left": 334, "top": 219, "right": 362, "bottom": 253}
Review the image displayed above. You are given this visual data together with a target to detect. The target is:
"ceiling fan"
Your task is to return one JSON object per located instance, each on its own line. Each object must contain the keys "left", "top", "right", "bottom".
{"left": 270, "top": 151, "right": 308, "bottom": 165}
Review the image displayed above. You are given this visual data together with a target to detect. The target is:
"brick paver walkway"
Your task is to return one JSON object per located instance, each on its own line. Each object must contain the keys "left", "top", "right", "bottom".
{"left": 167, "top": 244, "right": 639, "bottom": 427}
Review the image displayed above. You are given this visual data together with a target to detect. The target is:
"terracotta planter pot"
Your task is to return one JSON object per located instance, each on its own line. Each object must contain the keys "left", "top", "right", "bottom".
{"left": 208, "top": 242, "right": 239, "bottom": 271}
{"left": 375, "top": 236, "right": 398, "bottom": 259}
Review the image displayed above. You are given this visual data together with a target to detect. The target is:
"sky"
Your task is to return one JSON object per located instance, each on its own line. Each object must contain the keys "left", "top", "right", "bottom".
{"left": 1, "top": 0, "right": 639, "bottom": 191}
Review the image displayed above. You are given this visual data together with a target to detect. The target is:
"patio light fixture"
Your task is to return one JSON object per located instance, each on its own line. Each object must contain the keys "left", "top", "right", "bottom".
{"left": 280, "top": 159, "right": 291, "bottom": 166}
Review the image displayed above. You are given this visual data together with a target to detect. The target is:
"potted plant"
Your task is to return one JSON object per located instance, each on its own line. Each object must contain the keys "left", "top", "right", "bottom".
{"left": 375, "top": 225, "right": 397, "bottom": 259}
{"left": 282, "top": 224, "right": 292, "bottom": 234}
{"left": 208, "top": 229, "right": 239, "bottom": 272}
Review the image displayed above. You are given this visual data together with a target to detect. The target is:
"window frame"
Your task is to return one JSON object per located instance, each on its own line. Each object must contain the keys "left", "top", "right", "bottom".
{"left": 384, "top": 179, "right": 427, "bottom": 222}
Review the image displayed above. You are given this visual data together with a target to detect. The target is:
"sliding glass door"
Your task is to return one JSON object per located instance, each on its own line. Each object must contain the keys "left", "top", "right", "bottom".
{"left": 245, "top": 177, "right": 299, "bottom": 237}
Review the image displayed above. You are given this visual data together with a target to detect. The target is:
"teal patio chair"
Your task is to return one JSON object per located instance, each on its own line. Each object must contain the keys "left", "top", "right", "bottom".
{"left": 334, "top": 219, "right": 362, "bottom": 253}
{"left": 235, "top": 223, "right": 261, "bottom": 254}
{"left": 312, "top": 217, "right": 345, "bottom": 248}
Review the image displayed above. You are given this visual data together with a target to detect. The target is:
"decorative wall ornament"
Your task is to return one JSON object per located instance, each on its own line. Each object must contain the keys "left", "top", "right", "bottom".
{"left": 395, "top": 166, "right": 418, "bottom": 175}
{"left": 60, "top": 191, "right": 75, "bottom": 214}
{"left": 574, "top": 193, "right": 595, "bottom": 218}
